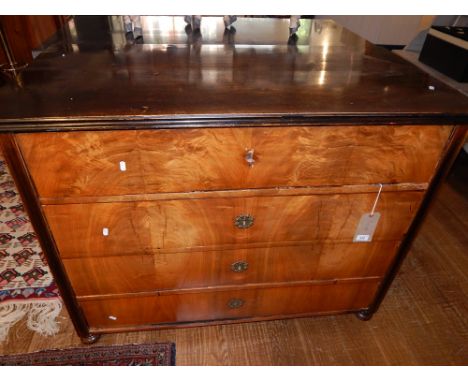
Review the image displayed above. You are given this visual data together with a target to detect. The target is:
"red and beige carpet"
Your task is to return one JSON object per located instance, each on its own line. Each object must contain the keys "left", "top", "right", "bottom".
{"left": 0, "top": 343, "right": 176, "bottom": 365}
{"left": 0, "top": 158, "right": 62, "bottom": 342}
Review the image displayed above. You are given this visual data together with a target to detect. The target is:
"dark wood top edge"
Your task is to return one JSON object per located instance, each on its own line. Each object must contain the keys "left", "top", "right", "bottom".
{"left": 1, "top": 113, "right": 467, "bottom": 132}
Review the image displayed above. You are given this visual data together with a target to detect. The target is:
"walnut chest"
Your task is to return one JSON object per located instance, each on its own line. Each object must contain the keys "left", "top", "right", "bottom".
{"left": 0, "top": 18, "right": 467, "bottom": 344}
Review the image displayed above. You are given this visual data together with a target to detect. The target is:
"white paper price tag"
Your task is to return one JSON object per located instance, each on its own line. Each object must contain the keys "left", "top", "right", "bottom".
{"left": 353, "top": 212, "right": 381, "bottom": 242}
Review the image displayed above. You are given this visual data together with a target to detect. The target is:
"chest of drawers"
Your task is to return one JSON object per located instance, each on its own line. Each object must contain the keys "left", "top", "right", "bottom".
{"left": 0, "top": 18, "right": 467, "bottom": 343}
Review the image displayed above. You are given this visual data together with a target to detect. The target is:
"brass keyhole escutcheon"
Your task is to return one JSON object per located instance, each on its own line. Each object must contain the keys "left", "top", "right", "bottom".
{"left": 231, "top": 261, "right": 249, "bottom": 273}
{"left": 234, "top": 214, "right": 254, "bottom": 229}
{"left": 228, "top": 298, "right": 245, "bottom": 309}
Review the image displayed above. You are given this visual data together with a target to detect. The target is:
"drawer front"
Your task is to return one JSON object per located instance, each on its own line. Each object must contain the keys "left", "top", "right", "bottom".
{"left": 80, "top": 280, "right": 380, "bottom": 329}
{"left": 18, "top": 125, "right": 451, "bottom": 198}
{"left": 44, "top": 192, "right": 422, "bottom": 257}
{"left": 65, "top": 242, "right": 398, "bottom": 296}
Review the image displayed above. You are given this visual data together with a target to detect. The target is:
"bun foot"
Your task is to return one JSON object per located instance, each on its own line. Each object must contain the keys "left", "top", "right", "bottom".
{"left": 80, "top": 333, "right": 101, "bottom": 345}
{"left": 356, "top": 309, "right": 373, "bottom": 321}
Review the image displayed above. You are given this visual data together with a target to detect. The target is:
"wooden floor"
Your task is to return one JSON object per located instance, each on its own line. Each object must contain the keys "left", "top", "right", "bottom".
{"left": 0, "top": 175, "right": 467, "bottom": 365}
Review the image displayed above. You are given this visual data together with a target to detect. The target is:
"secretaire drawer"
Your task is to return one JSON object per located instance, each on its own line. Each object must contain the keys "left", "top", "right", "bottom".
{"left": 64, "top": 242, "right": 399, "bottom": 296}
{"left": 44, "top": 192, "right": 422, "bottom": 257}
{"left": 79, "top": 279, "right": 380, "bottom": 330}
{"left": 17, "top": 125, "right": 451, "bottom": 199}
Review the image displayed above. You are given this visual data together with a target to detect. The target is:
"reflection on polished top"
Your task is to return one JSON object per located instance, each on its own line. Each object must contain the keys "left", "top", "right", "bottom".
{"left": 1, "top": 16, "right": 467, "bottom": 126}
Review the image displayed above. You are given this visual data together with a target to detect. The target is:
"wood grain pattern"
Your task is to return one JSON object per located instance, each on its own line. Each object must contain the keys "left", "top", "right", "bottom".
{"left": 0, "top": 14, "right": 465, "bottom": 360}
{"left": 0, "top": 182, "right": 466, "bottom": 365}
{"left": 63, "top": 242, "right": 399, "bottom": 296}
{"left": 363, "top": 125, "right": 467, "bottom": 318}
{"left": 43, "top": 192, "right": 422, "bottom": 257}
{"left": 17, "top": 125, "right": 451, "bottom": 198}
{"left": 79, "top": 279, "right": 380, "bottom": 330}
{"left": 0, "top": 134, "right": 92, "bottom": 340}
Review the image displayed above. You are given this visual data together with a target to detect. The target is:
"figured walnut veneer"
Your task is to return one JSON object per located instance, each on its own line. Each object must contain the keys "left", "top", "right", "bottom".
{"left": 2, "top": 18, "right": 467, "bottom": 342}
{"left": 17, "top": 126, "right": 451, "bottom": 199}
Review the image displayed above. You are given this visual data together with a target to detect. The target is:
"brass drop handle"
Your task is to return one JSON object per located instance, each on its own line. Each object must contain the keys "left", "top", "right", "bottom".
{"left": 234, "top": 214, "right": 254, "bottom": 229}
{"left": 231, "top": 261, "right": 249, "bottom": 273}
{"left": 245, "top": 148, "right": 255, "bottom": 167}
{"left": 228, "top": 298, "right": 245, "bottom": 309}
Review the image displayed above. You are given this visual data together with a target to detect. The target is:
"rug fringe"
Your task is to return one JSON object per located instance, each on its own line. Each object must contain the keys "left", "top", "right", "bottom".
{"left": 0, "top": 303, "right": 28, "bottom": 342}
{"left": 27, "top": 300, "right": 62, "bottom": 336}
{"left": 0, "top": 299, "right": 62, "bottom": 342}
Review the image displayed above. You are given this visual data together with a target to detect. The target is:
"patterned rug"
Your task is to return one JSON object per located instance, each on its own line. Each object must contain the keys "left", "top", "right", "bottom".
{"left": 0, "top": 343, "right": 176, "bottom": 365}
{"left": 0, "top": 158, "right": 61, "bottom": 342}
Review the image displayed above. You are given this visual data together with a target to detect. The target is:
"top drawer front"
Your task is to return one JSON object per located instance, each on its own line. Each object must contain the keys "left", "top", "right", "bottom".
{"left": 17, "top": 125, "right": 451, "bottom": 198}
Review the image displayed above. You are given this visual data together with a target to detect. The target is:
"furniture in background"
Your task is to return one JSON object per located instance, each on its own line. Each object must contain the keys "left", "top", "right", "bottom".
{"left": 0, "top": 16, "right": 66, "bottom": 68}
{"left": 0, "top": 17, "right": 466, "bottom": 344}
{"left": 395, "top": 16, "right": 468, "bottom": 154}
{"left": 419, "top": 26, "right": 468, "bottom": 83}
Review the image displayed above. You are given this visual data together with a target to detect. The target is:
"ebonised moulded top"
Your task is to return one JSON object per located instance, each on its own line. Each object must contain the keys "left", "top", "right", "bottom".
{"left": 1, "top": 16, "right": 467, "bottom": 131}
